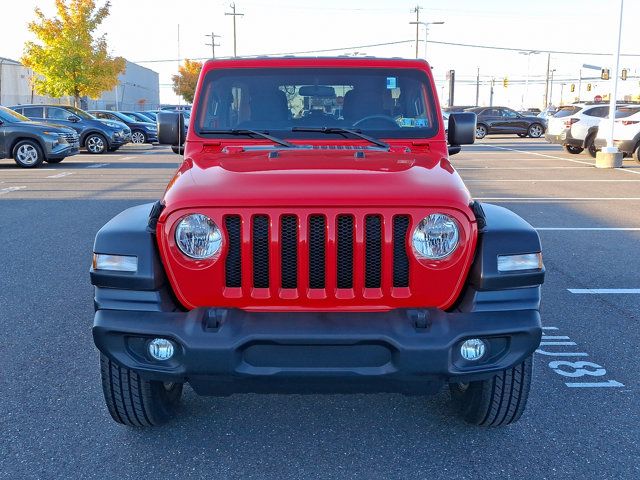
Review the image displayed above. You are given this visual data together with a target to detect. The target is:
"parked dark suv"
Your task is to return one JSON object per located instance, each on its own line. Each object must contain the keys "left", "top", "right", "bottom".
{"left": 88, "top": 110, "right": 158, "bottom": 144}
{"left": 466, "top": 106, "right": 546, "bottom": 139}
{"left": 0, "top": 106, "right": 79, "bottom": 168}
{"left": 10, "top": 105, "right": 130, "bottom": 154}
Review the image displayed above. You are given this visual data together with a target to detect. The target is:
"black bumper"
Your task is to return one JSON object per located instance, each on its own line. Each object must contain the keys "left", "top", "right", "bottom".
{"left": 545, "top": 130, "right": 582, "bottom": 147}
{"left": 93, "top": 307, "right": 541, "bottom": 396}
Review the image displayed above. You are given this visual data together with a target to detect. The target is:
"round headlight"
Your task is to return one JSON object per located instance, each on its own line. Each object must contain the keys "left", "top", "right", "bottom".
{"left": 412, "top": 213, "right": 459, "bottom": 260}
{"left": 175, "top": 214, "right": 222, "bottom": 259}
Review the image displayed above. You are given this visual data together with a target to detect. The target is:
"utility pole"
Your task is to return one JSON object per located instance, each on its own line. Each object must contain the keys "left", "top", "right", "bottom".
{"left": 205, "top": 32, "right": 221, "bottom": 59}
{"left": 412, "top": 5, "right": 422, "bottom": 59}
{"left": 543, "top": 52, "right": 551, "bottom": 108}
{"left": 549, "top": 69, "right": 556, "bottom": 106}
{"left": 475, "top": 67, "right": 480, "bottom": 107}
{"left": 489, "top": 78, "right": 495, "bottom": 107}
{"left": 225, "top": 3, "right": 244, "bottom": 58}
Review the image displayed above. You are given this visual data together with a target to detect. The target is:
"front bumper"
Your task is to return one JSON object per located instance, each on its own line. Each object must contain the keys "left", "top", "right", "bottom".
{"left": 47, "top": 142, "right": 80, "bottom": 160}
{"left": 93, "top": 307, "right": 541, "bottom": 396}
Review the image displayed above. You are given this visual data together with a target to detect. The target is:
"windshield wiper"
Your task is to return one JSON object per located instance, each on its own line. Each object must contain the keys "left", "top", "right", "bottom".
{"left": 291, "top": 127, "right": 390, "bottom": 150}
{"left": 198, "top": 129, "right": 296, "bottom": 148}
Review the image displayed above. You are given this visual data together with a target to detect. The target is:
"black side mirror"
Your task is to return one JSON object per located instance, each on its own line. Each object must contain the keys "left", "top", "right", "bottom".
{"left": 68, "top": 115, "right": 80, "bottom": 122}
{"left": 447, "top": 112, "right": 476, "bottom": 155}
{"left": 157, "top": 112, "right": 185, "bottom": 151}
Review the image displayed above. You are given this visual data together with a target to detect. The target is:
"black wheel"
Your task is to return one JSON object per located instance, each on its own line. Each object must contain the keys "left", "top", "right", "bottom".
{"left": 131, "top": 130, "right": 147, "bottom": 144}
{"left": 450, "top": 355, "right": 532, "bottom": 427}
{"left": 475, "top": 124, "right": 487, "bottom": 139}
{"left": 45, "top": 157, "right": 64, "bottom": 164}
{"left": 12, "top": 139, "right": 44, "bottom": 168}
{"left": 85, "top": 133, "right": 107, "bottom": 154}
{"left": 586, "top": 136, "right": 597, "bottom": 158}
{"left": 635, "top": 144, "right": 640, "bottom": 164}
{"left": 527, "top": 123, "right": 544, "bottom": 138}
{"left": 100, "top": 353, "right": 183, "bottom": 426}
{"left": 565, "top": 145, "right": 584, "bottom": 154}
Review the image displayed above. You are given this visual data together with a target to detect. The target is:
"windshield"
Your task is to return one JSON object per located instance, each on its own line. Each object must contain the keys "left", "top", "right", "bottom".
{"left": 112, "top": 112, "right": 136, "bottom": 122}
{"left": 195, "top": 67, "right": 439, "bottom": 139}
{"left": 65, "top": 106, "right": 95, "bottom": 120}
{"left": 0, "top": 106, "right": 29, "bottom": 123}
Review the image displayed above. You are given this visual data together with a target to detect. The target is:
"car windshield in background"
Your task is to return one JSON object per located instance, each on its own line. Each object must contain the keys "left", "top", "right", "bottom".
{"left": 553, "top": 106, "right": 582, "bottom": 118}
{"left": 0, "top": 106, "right": 29, "bottom": 123}
{"left": 614, "top": 107, "right": 640, "bottom": 118}
{"left": 195, "top": 67, "right": 439, "bottom": 139}
{"left": 66, "top": 106, "right": 95, "bottom": 120}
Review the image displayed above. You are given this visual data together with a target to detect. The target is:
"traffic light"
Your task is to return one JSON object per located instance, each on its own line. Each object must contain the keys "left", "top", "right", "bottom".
{"left": 621, "top": 69, "right": 628, "bottom": 80}
{"left": 601, "top": 68, "right": 610, "bottom": 80}
{"left": 587, "top": 83, "right": 592, "bottom": 92}
{"left": 570, "top": 84, "right": 575, "bottom": 93}
{"left": 503, "top": 77, "right": 508, "bottom": 88}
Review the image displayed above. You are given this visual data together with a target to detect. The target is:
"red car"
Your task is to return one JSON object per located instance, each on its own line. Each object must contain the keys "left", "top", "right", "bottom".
{"left": 91, "top": 57, "right": 544, "bottom": 427}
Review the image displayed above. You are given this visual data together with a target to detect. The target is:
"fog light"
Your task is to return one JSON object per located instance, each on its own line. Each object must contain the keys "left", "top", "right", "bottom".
{"left": 148, "top": 338, "right": 174, "bottom": 361}
{"left": 460, "top": 338, "right": 486, "bottom": 361}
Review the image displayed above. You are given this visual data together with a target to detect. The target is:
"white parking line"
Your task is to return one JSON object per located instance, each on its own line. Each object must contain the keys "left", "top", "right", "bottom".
{"left": 0, "top": 186, "right": 26, "bottom": 195}
{"left": 118, "top": 156, "right": 136, "bottom": 161}
{"left": 85, "top": 163, "right": 109, "bottom": 169}
{"left": 568, "top": 289, "right": 640, "bottom": 294}
{"left": 46, "top": 172, "right": 75, "bottom": 179}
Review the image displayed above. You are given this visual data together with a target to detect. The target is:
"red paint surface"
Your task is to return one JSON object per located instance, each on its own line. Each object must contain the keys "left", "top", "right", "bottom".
{"left": 157, "top": 57, "right": 477, "bottom": 311}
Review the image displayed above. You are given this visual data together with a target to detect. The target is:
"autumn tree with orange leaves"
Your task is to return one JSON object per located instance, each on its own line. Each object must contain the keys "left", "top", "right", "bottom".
{"left": 172, "top": 60, "right": 203, "bottom": 104}
{"left": 22, "top": 0, "right": 125, "bottom": 107}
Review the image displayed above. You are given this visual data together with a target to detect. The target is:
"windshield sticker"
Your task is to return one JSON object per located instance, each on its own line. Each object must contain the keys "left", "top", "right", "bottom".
{"left": 386, "top": 77, "right": 397, "bottom": 89}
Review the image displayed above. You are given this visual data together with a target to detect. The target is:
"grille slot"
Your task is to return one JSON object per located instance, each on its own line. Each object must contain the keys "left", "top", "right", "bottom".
{"left": 336, "top": 215, "right": 354, "bottom": 289}
{"left": 365, "top": 215, "right": 382, "bottom": 288}
{"left": 309, "top": 215, "right": 326, "bottom": 289}
{"left": 225, "top": 216, "right": 242, "bottom": 287}
{"left": 252, "top": 215, "right": 270, "bottom": 288}
{"left": 393, "top": 216, "right": 410, "bottom": 287}
{"left": 280, "top": 215, "right": 298, "bottom": 288}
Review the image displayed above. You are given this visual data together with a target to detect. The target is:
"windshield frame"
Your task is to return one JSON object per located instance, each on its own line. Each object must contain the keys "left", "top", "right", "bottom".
{"left": 194, "top": 66, "right": 441, "bottom": 141}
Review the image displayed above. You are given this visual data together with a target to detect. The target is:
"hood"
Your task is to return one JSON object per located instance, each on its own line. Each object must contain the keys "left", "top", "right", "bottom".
{"left": 23, "top": 121, "right": 76, "bottom": 134}
{"left": 162, "top": 147, "right": 473, "bottom": 215}
{"left": 97, "top": 119, "right": 126, "bottom": 130}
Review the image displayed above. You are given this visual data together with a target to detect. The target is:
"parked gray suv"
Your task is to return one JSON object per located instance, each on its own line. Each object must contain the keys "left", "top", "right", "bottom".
{"left": 0, "top": 106, "right": 79, "bottom": 168}
{"left": 10, "top": 104, "right": 130, "bottom": 154}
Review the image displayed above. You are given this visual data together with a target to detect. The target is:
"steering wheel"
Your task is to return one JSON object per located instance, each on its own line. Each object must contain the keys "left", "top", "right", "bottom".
{"left": 352, "top": 115, "right": 399, "bottom": 129}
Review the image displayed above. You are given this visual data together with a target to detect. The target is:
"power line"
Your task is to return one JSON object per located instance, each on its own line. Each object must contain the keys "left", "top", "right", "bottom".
{"left": 132, "top": 38, "right": 640, "bottom": 64}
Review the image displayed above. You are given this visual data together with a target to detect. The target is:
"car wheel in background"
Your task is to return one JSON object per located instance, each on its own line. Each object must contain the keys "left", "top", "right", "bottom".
{"left": 586, "top": 136, "right": 597, "bottom": 158}
{"left": 85, "top": 134, "right": 107, "bottom": 154}
{"left": 635, "top": 144, "right": 640, "bottom": 163}
{"left": 475, "top": 124, "right": 487, "bottom": 139}
{"left": 450, "top": 355, "right": 532, "bottom": 426}
{"left": 131, "top": 130, "right": 147, "bottom": 144}
{"left": 12, "top": 140, "right": 44, "bottom": 168}
{"left": 527, "top": 123, "right": 544, "bottom": 138}
{"left": 565, "top": 145, "right": 584, "bottom": 154}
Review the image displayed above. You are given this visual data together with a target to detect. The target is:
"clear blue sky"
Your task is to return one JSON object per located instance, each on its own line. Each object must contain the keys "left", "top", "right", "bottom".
{"left": 2, "top": 0, "right": 637, "bottom": 107}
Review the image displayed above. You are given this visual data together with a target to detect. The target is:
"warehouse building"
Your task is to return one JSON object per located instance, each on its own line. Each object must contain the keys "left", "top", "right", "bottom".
{"left": 0, "top": 58, "right": 159, "bottom": 111}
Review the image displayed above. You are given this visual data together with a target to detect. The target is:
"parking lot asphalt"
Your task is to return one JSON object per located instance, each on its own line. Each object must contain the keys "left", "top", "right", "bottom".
{"left": 1, "top": 139, "right": 639, "bottom": 479}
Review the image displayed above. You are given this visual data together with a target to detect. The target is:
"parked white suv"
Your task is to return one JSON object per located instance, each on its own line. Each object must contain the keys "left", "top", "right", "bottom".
{"left": 545, "top": 103, "right": 629, "bottom": 157}
{"left": 594, "top": 105, "right": 640, "bottom": 162}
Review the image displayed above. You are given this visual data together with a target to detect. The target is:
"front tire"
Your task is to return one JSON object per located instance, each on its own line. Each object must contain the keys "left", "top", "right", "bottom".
{"left": 100, "top": 353, "right": 183, "bottom": 426}
{"left": 528, "top": 123, "right": 544, "bottom": 138}
{"left": 85, "top": 133, "right": 107, "bottom": 154}
{"left": 13, "top": 140, "right": 44, "bottom": 168}
{"left": 634, "top": 144, "right": 640, "bottom": 164}
{"left": 450, "top": 355, "right": 532, "bottom": 427}
{"left": 586, "top": 135, "right": 597, "bottom": 158}
{"left": 131, "top": 130, "right": 147, "bottom": 144}
{"left": 565, "top": 145, "right": 584, "bottom": 154}
{"left": 475, "top": 124, "right": 488, "bottom": 139}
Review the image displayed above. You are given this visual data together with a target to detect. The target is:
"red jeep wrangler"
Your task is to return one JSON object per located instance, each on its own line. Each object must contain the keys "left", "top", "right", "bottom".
{"left": 91, "top": 57, "right": 544, "bottom": 427}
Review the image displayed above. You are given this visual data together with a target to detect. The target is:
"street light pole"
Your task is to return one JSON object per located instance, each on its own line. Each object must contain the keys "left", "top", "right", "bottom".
{"left": 605, "top": 0, "right": 624, "bottom": 152}
{"left": 408, "top": 20, "right": 445, "bottom": 60}
{"left": 205, "top": 32, "right": 221, "bottom": 59}
{"left": 519, "top": 50, "right": 539, "bottom": 109}
{"left": 549, "top": 69, "right": 556, "bottom": 106}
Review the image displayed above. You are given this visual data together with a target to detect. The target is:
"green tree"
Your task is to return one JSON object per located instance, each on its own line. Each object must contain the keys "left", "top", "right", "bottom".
{"left": 172, "top": 60, "right": 203, "bottom": 104}
{"left": 22, "top": 0, "right": 126, "bottom": 107}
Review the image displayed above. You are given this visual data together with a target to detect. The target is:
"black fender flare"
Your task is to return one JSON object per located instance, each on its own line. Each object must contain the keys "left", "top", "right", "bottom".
{"left": 583, "top": 126, "right": 598, "bottom": 148}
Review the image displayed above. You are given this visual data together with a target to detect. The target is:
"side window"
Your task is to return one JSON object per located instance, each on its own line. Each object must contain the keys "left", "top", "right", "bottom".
{"left": 94, "top": 112, "right": 109, "bottom": 119}
{"left": 47, "top": 107, "right": 70, "bottom": 120}
{"left": 584, "top": 107, "right": 608, "bottom": 118}
{"left": 483, "top": 109, "right": 498, "bottom": 117}
{"left": 501, "top": 109, "right": 519, "bottom": 118}
{"left": 23, "top": 106, "right": 44, "bottom": 118}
